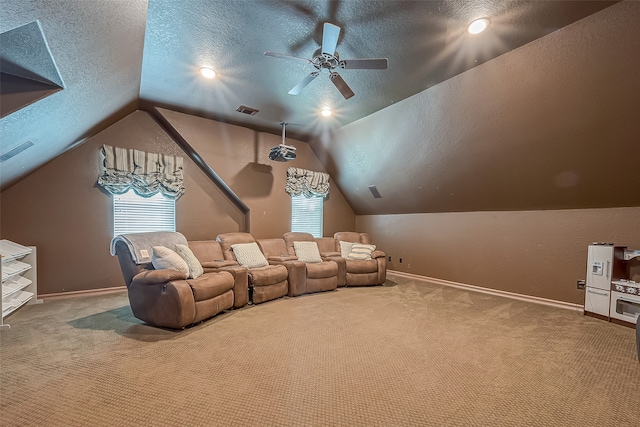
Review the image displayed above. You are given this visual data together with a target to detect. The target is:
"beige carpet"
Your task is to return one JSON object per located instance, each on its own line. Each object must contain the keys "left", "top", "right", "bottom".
{"left": 1, "top": 273, "right": 638, "bottom": 426}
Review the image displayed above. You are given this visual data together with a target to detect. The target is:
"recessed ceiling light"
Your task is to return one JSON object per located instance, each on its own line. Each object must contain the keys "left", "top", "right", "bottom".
{"left": 199, "top": 67, "right": 216, "bottom": 78}
{"left": 467, "top": 18, "right": 489, "bottom": 35}
{"left": 320, "top": 108, "right": 332, "bottom": 117}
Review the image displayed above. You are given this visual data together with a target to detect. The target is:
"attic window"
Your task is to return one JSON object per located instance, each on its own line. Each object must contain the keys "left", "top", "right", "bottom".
{"left": 0, "top": 21, "right": 65, "bottom": 118}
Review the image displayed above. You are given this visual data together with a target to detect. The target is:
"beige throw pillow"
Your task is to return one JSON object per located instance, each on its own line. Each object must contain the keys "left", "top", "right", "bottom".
{"left": 231, "top": 242, "right": 269, "bottom": 268}
{"left": 339, "top": 241, "right": 354, "bottom": 258}
{"left": 293, "top": 241, "right": 323, "bottom": 263}
{"left": 348, "top": 243, "right": 376, "bottom": 260}
{"left": 174, "top": 244, "right": 204, "bottom": 279}
{"left": 151, "top": 246, "right": 190, "bottom": 276}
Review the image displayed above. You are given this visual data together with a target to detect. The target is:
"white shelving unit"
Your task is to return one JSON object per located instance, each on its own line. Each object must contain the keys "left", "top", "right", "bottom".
{"left": 1, "top": 240, "right": 40, "bottom": 329}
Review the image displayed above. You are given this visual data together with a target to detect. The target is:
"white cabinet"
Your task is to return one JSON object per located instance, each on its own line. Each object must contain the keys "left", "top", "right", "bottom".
{"left": 1, "top": 240, "right": 40, "bottom": 328}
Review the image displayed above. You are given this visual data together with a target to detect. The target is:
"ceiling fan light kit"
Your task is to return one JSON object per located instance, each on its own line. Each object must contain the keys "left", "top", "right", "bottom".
{"left": 265, "top": 22, "right": 388, "bottom": 100}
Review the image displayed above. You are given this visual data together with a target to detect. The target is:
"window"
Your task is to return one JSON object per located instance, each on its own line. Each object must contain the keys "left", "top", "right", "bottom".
{"left": 291, "top": 194, "right": 323, "bottom": 238}
{"left": 113, "top": 190, "right": 175, "bottom": 237}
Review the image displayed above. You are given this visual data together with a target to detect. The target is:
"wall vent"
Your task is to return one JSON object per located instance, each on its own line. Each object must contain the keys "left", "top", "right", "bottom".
{"left": 236, "top": 105, "right": 259, "bottom": 115}
{"left": 1, "top": 140, "right": 34, "bottom": 162}
{"left": 368, "top": 185, "right": 382, "bottom": 199}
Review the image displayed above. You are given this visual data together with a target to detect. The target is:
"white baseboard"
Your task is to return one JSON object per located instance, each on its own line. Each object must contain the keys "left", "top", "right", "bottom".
{"left": 388, "top": 270, "right": 584, "bottom": 312}
{"left": 39, "top": 286, "right": 127, "bottom": 300}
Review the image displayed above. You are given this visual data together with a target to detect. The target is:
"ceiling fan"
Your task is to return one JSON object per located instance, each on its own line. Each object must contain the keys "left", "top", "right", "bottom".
{"left": 264, "top": 22, "right": 388, "bottom": 100}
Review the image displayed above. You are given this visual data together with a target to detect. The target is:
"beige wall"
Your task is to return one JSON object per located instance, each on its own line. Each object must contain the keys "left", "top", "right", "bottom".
{"left": 0, "top": 110, "right": 355, "bottom": 295}
{"left": 316, "top": 2, "right": 640, "bottom": 215}
{"left": 329, "top": 2, "right": 640, "bottom": 306}
{"left": 358, "top": 207, "right": 640, "bottom": 304}
{"left": 156, "top": 108, "right": 355, "bottom": 239}
{"left": 4, "top": 4, "right": 638, "bottom": 303}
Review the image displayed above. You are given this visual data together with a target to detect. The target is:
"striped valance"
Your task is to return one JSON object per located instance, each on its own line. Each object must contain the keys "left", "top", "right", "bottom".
{"left": 97, "top": 145, "right": 185, "bottom": 200}
{"left": 285, "top": 167, "right": 330, "bottom": 197}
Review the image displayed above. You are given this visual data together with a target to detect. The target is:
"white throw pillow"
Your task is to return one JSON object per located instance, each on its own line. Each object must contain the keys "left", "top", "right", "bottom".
{"left": 293, "top": 241, "right": 323, "bottom": 263}
{"left": 231, "top": 242, "right": 269, "bottom": 268}
{"left": 174, "top": 244, "right": 204, "bottom": 279}
{"left": 339, "top": 241, "right": 354, "bottom": 258}
{"left": 348, "top": 243, "right": 376, "bottom": 260}
{"left": 152, "top": 246, "right": 190, "bottom": 276}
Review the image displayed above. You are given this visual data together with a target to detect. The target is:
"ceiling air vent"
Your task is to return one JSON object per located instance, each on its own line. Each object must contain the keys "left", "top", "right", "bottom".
{"left": 236, "top": 105, "right": 259, "bottom": 116}
{"left": 368, "top": 185, "right": 382, "bottom": 199}
{"left": 1, "top": 140, "right": 34, "bottom": 162}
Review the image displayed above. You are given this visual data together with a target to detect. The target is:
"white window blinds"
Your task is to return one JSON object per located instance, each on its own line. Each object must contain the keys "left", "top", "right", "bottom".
{"left": 291, "top": 194, "right": 323, "bottom": 238}
{"left": 113, "top": 190, "right": 176, "bottom": 237}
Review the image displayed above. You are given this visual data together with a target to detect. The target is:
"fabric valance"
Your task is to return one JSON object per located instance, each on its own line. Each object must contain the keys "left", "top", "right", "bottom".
{"left": 97, "top": 144, "right": 185, "bottom": 200}
{"left": 285, "top": 167, "right": 330, "bottom": 197}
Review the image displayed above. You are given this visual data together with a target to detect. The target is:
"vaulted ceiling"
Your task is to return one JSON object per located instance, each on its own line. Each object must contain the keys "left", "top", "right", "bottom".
{"left": 0, "top": 0, "right": 631, "bottom": 211}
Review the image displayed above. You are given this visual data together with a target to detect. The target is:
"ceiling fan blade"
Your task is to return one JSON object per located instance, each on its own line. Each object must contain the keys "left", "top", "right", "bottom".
{"left": 321, "top": 23, "right": 340, "bottom": 56}
{"left": 264, "top": 51, "right": 311, "bottom": 64}
{"left": 330, "top": 72, "right": 355, "bottom": 100}
{"left": 340, "top": 58, "right": 388, "bottom": 70}
{"left": 288, "top": 72, "right": 319, "bottom": 95}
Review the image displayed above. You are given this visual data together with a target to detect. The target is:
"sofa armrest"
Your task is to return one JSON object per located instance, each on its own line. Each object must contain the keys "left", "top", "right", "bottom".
{"left": 320, "top": 251, "right": 341, "bottom": 258}
{"left": 322, "top": 255, "right": 346, "bottom": 287}
{"left": 371, "top": 250, "right": 386, "bottom": 259}
{"left": 131, "top": 269, "right": 188, "bottom": 286}
{"left": 268, "top": 255, "right": 298, "bottom": 262}
{"left": 221, "top": 265, "right": 249, "bottom": 308}
{"left": 201, "top": 260, "right": 239, "bottom": 269}
{"left": 268, "top": 259, "right": 307, "bottom": 296}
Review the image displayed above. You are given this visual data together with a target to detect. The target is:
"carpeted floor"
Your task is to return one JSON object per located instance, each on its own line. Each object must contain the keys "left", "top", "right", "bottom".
{"left": 1, "top": 273, "right": 638, "bottom": 426}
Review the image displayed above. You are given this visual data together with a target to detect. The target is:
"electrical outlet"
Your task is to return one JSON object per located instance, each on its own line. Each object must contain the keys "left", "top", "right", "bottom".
{"left": 388, "top": 256, "right": 391, "bottom": 262}
{"left": 399, "top": 258, "right": 402, "bottom": 263}
{"left": 577, "top": 280, "right": 585, "bottom": 289}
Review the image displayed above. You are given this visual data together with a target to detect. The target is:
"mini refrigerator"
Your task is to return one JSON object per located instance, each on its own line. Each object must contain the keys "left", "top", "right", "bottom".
{"left": 584, "top": 244, "right": 626, "bottom": 319}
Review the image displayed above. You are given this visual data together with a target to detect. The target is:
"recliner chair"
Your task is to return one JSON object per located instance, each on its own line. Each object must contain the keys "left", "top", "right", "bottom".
{"left": 187, "top": 240, "right": 249, "bottom": 309}
{"left": 281, "top": 232, "right": 342, "bottom": 292}
{"left": 333, "top": 231, "right": 387, "bottom": 286}
{"left": 260, "top": 235, "right": 338, "bottom": 296}
{"left": 314, "top": 236, "right": 347, "bottom": 287}
{"left": 216, "top": 232, "right": 289, "bottom": 304}
{"left": 112, "top": 232, "right": 238, "bottom": 329}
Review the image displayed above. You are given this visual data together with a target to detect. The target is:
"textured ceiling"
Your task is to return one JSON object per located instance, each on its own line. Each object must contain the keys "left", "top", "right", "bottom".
{"left": 0, "top": 0, "right": 147, "bottom": 189}
{"left": 0, "top": 0, "right": 619, "bottom": 191}
{"left": 140, "top": 0, "right": 617, "bottom": 138}
{"left": 324, "top": 2, "right": 640, "bottom": 214}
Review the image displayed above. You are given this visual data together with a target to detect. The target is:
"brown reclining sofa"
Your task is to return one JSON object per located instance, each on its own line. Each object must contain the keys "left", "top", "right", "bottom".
{"left": 112, "top": 231, "right": 386, "bottom": 329}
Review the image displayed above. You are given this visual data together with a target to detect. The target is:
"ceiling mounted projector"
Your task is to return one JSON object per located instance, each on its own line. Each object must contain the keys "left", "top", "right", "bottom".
{"left": 269, "top": 122, "right": 297, "bottom": 162}
{"left": 269, "top": 145, "right": 296, "bottom": 162}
